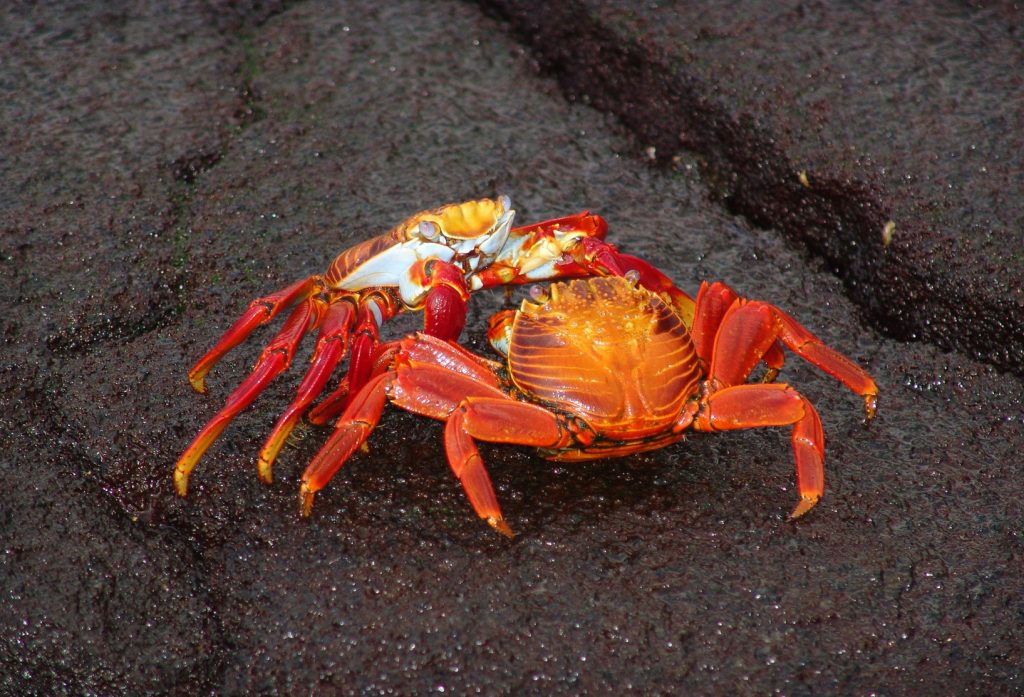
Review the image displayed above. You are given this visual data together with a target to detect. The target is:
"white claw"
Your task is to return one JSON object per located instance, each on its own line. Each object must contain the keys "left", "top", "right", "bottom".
{"left": 477, "top": 200, "right": 516, "bottom": 256}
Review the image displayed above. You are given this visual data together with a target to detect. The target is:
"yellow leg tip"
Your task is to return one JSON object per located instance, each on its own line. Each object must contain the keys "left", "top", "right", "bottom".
{"left": 173, "top": 468, "right": 190, "bottom": 497}
{"left": 788, "top": 495, "right": 820, "bottom": 520}
{"left": 257, "top": 457, "right": 274, "bottom": 485}
{"left": 299, "top": 483, "right": 315, "bottom": 517}
{"left": 864, "top": 393, "right": 878, "bottom": 422}
{"left": 188, "top": 373, "right": 208, "bottom": 395}
{"left": 487, "top": 516, "right": 515, "bottom": 539}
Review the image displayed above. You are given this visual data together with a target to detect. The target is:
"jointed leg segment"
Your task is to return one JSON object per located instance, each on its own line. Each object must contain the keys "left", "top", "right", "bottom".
{"left": 299, "top": 372, "right": 391, "bottom": 515}
{"left": 188, "top": 276, "right": 323, "bottom": 394}
{"left": 692, "top": 383, "right": 825, "bottom": 518}
{"left": 175, "top": 295, "right": 325, "bottom": 495}
{"left": 688, "top": 280, "right": 877, "bottom": 518}
{"left": 256, "top": 299, "right": 356, "bottom": 483}
{"left": 298, "top": 335, "right": 569, "bottom": 536}
{"left": 697, "top": 281, "right": 877, "bottom": 418}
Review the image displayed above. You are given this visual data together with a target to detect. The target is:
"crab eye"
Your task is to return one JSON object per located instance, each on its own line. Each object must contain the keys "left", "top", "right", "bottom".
{"left": 528, "top": 284, "right": 550, "bottom": 302}
{"left": 418, "top": 221, "right": 440, "bottom": 240}
{"left": 625, "top": 269, "right": 641, "bottom": 286}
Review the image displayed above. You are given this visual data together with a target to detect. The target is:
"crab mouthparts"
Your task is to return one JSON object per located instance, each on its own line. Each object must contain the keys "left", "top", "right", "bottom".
{"left": 476, "top": 197, "right": 516, "bottom": 257}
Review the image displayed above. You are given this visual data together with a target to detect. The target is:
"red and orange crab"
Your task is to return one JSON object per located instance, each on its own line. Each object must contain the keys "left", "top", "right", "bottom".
{"left": 298, "top": 275, "right": 877, "bottom": 536}
{"left": 174, "top": 196, "right": 877, "bottom": 535}
{"left": 175, "top": 196, "right": 690, "bottom": 494}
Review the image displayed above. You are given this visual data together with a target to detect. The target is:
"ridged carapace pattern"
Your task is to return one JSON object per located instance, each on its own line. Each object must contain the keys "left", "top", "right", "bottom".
{"left": 508, "top": 277, "right": 701, "bottom": 439}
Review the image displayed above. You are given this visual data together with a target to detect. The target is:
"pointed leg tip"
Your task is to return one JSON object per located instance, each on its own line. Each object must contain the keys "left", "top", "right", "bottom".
{"left": 863, "top": 393, "right": 878, "bottom": 422}
{"left": 188, "top": 373, "right": 209, "bottom": 394}
{"left": 787, "top": 496, "right": 819, "bottom": 521}
{"left": 257, "top": 457, "right": 274, "bottom": 485}
{"left": 299, "top": 483, "right": 315, "bottom": 517}
{"left": 173, "top": 469, "right": 190, "bottom": 497}
{"left": 488, "top": 516, "right": 515, "bottom": 539}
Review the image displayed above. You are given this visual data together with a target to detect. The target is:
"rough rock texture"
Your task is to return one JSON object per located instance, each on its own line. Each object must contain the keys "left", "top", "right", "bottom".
{"left": 2, "top": 1, "right": 1021, "bottom": 695}
{"left": 482, "top": 0, "right": 1024, "bottom": 375}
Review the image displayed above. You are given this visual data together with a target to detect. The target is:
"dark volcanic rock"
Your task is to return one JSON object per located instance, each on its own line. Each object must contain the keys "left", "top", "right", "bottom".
{"left": 2, "top": 1, "right": 1022, "bottom": 695}
{"left": 481, "top": 0, "right": 1024, "bottom": 377}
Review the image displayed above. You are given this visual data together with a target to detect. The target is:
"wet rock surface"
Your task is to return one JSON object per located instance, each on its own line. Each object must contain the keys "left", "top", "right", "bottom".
{"left": 2, "top": 1, "right": 1021, "bottom": 694}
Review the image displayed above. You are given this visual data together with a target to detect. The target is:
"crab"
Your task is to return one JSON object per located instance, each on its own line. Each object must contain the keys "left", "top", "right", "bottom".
{"left": 298, "top": 275, "right": 878, "bottom": 536}
{"left": 175, "top": 196, "right": 693, "bottom": 494}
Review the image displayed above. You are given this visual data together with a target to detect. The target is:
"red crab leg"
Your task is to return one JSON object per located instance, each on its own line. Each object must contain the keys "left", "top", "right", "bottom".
{"left": 308, "top": 263, "right": 473, "bottom": 425}
{"left": 317, "top": 332, "right": 500, "bottom": 421}
{"left": 692, "top": 281, "right": 784, "bottom": 378}
{"left": 773, "top": 305, "right": 877, "bottom": 417}
{"left": 692, "top": 280, "right": 739, "bottom": 368}
{"left": 346, "top": 300, "right": 392, "bottom": 396}
{"left": 709, "top": 297, "right": 878, "bottom": 419}
{"left": 188, "top": 275, "right": 322, "bottom": 393}
{"left": 389, "top": 361, "right": 506, "bottom": 413}
{"left": 760, "top": 342, "right": 786, "bottom": 383}
{"left": 692, "top": 383, "right": 825, "bottom": 518}
{"left": 299, "top": 359, "right": 507, "bottom": 515}
{"left": 256, "top": 299, "right": 357, "bottom": 483}
{"left": 175, "top": 296, "right": 325, "bottom": 495}
{"left": 299, "top": 372, "right": 391, "bottom": 516}
{"left": 300, "top": 336, "right": 513, "bottom": 515}
{"left": 305, "top": 377, "right": 350, "bottom": 426}
{"left": 398, "top": 332, "right": 504, "bottom": 383}
{"left": 445, "top": 397, "right": 566, "bottom": 537}
{"left": 306, "top": 295, "right": 393, "bottom": 426}
{"left": 304, "top": 337, "right": 411, "bottom": 426}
